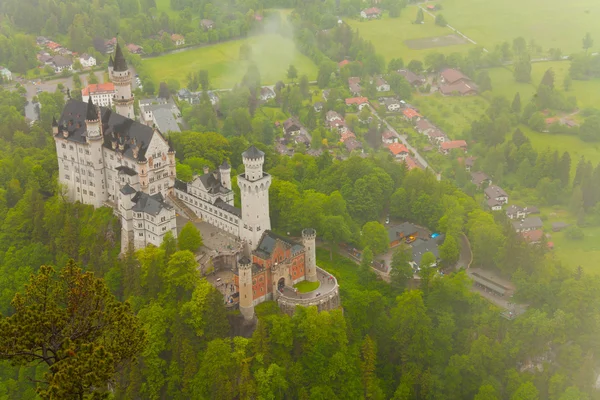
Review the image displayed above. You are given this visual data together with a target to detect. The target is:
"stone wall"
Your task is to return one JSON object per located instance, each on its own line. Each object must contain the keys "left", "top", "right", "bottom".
{"left": 277, "top": 267, "right": 341, "bottom": 316}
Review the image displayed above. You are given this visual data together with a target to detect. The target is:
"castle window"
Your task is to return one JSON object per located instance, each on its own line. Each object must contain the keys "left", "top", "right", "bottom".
{"left": 110, "top": 155, "right": 114, "bottom": 160}
{"left": 64, "top": 174, "right": 70, "bottom": 180}
{"left": 79, "top": 148, "right": 83, "bottom": 153}
{"left": 83, "top": 190, "right": 87, "bottom": 194}
{"left": 61, "top": 144, "right": 66, "bottom": 149}
{"left": 69, "top": 145, "right": 74, "bottom": 150}
{"left": 77, "top": 187, "right": 80, "bottom": 192}
{"left": 139, "top": 232, "right": 143, "bottom": 237}
{"left": 85, "top": 150, "right": 90, "bottom": 155}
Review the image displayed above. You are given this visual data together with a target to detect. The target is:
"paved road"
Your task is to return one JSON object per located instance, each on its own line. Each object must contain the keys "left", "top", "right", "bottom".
{"left": 368, "top": 104, "right": 435, "bottom": 174}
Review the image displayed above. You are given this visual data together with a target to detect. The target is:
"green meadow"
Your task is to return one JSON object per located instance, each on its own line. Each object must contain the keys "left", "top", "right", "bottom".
{"left": 441, "top": 0, "right": 600, "bottom": 53}
{"left": 345, "top": 6, "right": 475, "bottom": 62}
{"left": 140, "top": 34, "right": 318, "bottom": 89}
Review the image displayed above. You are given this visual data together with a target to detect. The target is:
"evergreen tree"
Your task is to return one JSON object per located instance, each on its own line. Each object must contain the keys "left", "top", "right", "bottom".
{"left": 540, "top": 68, "right": 555, "bottom": 89}
{"left": 287, "top": 65, "right": 298, "bottom": 83}
{"left": 511, "top": 92, "right": 522, "bottom": 114}
{"left": 582, "top": 32, "right": 594, "bottom": 52}
{"left": 414, "top": 8, "right": 424, "bottom": 24}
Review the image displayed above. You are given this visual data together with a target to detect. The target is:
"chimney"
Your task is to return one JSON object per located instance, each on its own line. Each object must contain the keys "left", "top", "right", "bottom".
{"left": 203, "top": 166, "right": 210, "bottom": 175}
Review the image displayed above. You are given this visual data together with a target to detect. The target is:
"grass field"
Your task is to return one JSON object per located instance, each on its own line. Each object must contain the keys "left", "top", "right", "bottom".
{"left": 155, "top": 0, "right": 178, "bottom": 18}
{"left": 140, "top": 34, "right": 318, "bottom": 89}
{"left": 441, "top": 0, "right": 600, "bottom": 54}
{"left": 345, "top": 6, "right": 475, "bottom": 62}
{"left": 293, "top": 280, "right": 320, "bottom": 293}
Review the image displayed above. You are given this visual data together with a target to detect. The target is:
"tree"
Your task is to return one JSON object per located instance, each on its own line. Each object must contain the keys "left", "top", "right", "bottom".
{"left": 565, "top": 226, "right": 584, "bottom": 240}
{"left": 360, "top": 247, "right": 373, "bottom": 274}
{"left": 407, "top": 60, "right": 424, "bottom": 73}
{"left": 510, "top": 382, "right": 539, "bottom": 400}
{"left": 88, "top": 71, "right": 98, "bottom": 85}
{"left": 390, "top": 244, "right": 414, "bottom": 290}
{"left": 579, "top": 115, "right": 600, "bottom": 142}
{"left": 514, "top": 58, "right": 532, "bottom": 83}
{"left": 582, "top": 32, "right": 594, "bottom": 52}
{"left": 475, "top": 384, "right": 499, "bottom": 400}
{"left": 414, "top": 8, "right": 424, "bottom": 24}
{"left": 322, "top": 215, "right": 351, "bottom": 260}
{"left": 435, "top": 14, "right": 447, "bottom": 27}
{"left": 511, "top": 92, "right": 522, "bottom": 113}
{"left": 563, "top": 74, "right": 572, "bottom": 91}
{"left": 159, "top": 82, "right": 170, "bottom": 99}
{"left": 361, "top": 221, "right": 389, "bottom": 255}
{"left": 0, "top": 261, "right": 145, "bottom": 399}
{"left": 476, "top": 70, "right": 492, "bottom": 92}
{"left": 198, "top": 70, "right": 209, "bottom": 91}
{"left": 540, "top": 68, "right": 555, "bottom": 89}
{"left": 178, "top": 221, "right": 203, "bottom": 252}
{"left": 439, "top": 234, "right": 460, "bottom": 266}
{"left": 287, "top": 65, "right": 298, "bottom": 83}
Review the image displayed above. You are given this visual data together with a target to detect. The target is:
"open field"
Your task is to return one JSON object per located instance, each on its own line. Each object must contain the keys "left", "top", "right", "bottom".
{"left": 441, "top": 0, "right": 600, "bottom": 54}
{"left": 345, "top": 7, "right": 474, "bottom": 62}
{"left": 411, "top": 94, "right": 488, "bottom": 139}
{"left": 140, "top": 34, "right": 318, "bottom": 89}
{"left": 155, "top": 0, "right": 178, "bottom": 18}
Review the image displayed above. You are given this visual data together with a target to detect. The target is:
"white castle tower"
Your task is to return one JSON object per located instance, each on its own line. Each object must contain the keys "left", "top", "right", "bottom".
{"left": 238, "top": 146, "right": 271, "bottom": 248}
{"left": 219, "top": 160, "right": 231, "bottom": 191}
{"left": 110, "top": 43, "right": 134, "bottom": 118}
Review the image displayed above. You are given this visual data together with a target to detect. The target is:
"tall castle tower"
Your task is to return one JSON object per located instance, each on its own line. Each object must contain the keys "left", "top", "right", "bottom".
{"left": 110, "top": 43, "right": 134, "bottom": 119}
{"left": 238, "top": 146, "right": 271, "bottom": 249}
{"left": 302, "top": 228, "right": 317, "bottom": 282}
{"left": 238, "top": 256, "right": 255, "bottom": 320}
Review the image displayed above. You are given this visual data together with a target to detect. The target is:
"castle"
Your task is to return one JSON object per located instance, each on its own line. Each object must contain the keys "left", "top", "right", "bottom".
{"left": 53, "top": 42, "right": 340, "bottom": 319}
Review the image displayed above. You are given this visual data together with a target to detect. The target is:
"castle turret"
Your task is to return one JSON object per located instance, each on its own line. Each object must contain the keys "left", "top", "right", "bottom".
{"left": 238, "top": 257, "right": 255, "bottom": 320}
{"left": 111, "top": 43, "right": 134, "bottom": 119}
{"left": 238, "top": 146, "right": 271, "bottom": 249}
{"left": 85, "top": 97, "right": 102, "bottom": 140}
{"left": 302, "top": 228, "right": 317, "bottom": 282}
{"left": 219, "top": 160, "right": 231, "bottom": 191}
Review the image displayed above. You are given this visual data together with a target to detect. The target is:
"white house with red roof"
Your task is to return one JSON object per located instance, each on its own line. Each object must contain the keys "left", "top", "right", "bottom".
{"left": 345, "top": 97, "right": 369, "bottom": 109}
{"left": 381, "top": 131, "right": 396, "bottom": 144}
{"left": 388, "top": 143, "right": 409, "bottom": 160}
{"left": 82, "top": 83, "right": 116, "bottom": 108}
{"left": 403, "top": 108, "right": 421, "bottom": 121}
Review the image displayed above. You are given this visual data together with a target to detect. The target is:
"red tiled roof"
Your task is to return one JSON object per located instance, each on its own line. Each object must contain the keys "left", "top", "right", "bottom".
{"left": 363, "top": 7, "right": 382, "bottom": 15}
{"left": 382, "top": 131, "right": 395, "bottom": 140}
{"left": 388, "top": 142, "right": 409, "bottom": 156}
{"left": 345, "top": 97, "right": 368, "bottom": 106}
{"left": 82, "top": 83, "right": 115, "bottom": 96}
{"left": 348, "top": 76, "right": 361, "bottom": 85}
{"left": 403, "top": 108, "right": 421, "bottom": 119}
{"left": 441, "top": 140, "right": 467, "bottom": 150}
{"left": 545, "top": 117, "right": 560, "bottom": 125}
{"left": 404, "top": 156, "right": 419, "bottom": 170}
{"left": 340, "top": 131, "right": 356, "bottom": 142}
{"left": 521, "top": 229, "right": 544, "bottom": 243}
{"left": 46, "top": 42, "right": 61, "bottom": 50}
{"left": 338, "top": 60, "right": 350, "bottom": 68}
{"left": 171, "top": 34, "right": 184, "bottom": 41}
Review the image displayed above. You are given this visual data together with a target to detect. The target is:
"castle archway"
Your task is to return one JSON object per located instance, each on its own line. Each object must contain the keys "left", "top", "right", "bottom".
{"left": 277, "top": 277, "right": 285, "bottom": 291}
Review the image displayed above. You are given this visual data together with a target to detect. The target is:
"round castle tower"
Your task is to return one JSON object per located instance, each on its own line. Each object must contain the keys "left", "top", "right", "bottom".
{"left": 238, "top": 256, "right": 255, "bottom": 320}
{"left": 302, "top": 228, "right": 317, "bottom": 282}
{"left": 85, "top": 97, "right": 102, "bottom": 140}
{"left": 110, "top": 43, "right": 134, "bottom": 119}
{"left": 219, "top": 160, "right": 231, "bottom": 191}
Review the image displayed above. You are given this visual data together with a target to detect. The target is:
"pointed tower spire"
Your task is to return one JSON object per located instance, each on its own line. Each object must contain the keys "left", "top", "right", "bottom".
{"left": 108, "top": 55, "right": 114, "bottom": 67}
{"left": 113, "top": 43, "right": 128, "bottom": 72}
{"left": 52, "top": 116, "right": 58, "bottom": 127}
{"left": 86, "top": 97, "right": 98, "bottom": 121}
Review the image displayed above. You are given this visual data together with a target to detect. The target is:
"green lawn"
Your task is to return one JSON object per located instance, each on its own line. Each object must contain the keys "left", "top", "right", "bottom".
{"left": 345, "top": 6, "right": 475, "bottom": 62}
{"left": 140, "top": 34, "right": 318, "bottom": 89}
{"left": 155, "top": 0, "right": 178, "bottom": 18}
{"left": 441, "top": 0, "right": 600, "bottom": 54}
{"left": 293, "top": 280, "right": 320, "bottom": 293}
{"left": 411, "top": 94, "right": 488, "bottom": 138}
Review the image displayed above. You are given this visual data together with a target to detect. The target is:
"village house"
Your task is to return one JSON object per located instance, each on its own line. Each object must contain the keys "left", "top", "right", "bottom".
{"left": 260, "top": 87, "right": 276, "bottom": 101}
{"left": 275, "top": 142, "right": 294, "bottom": 157}
{"left": 348, "top": 77, "right": 362, "bottom": 95}
{"left": 404, "top": 156, "right": 420, "bottom": 171}
{"left": 313, "top": 102, "right": 324, "bottom": 112}
{"left": 471, "top": 171, "right": 491, "bottom": 188}
{"left": 387, "top": 222, "right": 422, "bottom": 247}
{"left": 552, "top": 222, "right": 569, "bottom": 232}
{"left": 521, "top": 229, "right": 544, "bottom": 244}
{"left": 171, "top": 34, "right": 185, "bottom": 46}
{"left": 396, "top": 69, "right": 425, "bottom": 86}
{"left": 440, "top": 140, "right": 467, "bottom": 154}
{"left": 382, "top": 98, "right": 401, "bottom": 112}
{"left": 440, "top": 68, "right": 472, "bottom": 85}
{"left": 37, "top": 52, "right": 54, "bottom": 65}
{"left": 426, "top": 129, "right": 448, "bottom": 144}
{"left": 415, "top": 119, "right": 436, "bottom": 135}
{"left": 82, "top": 83, "right": 116, "bottom": 108}
{"left": 361, "top": 7, "right": 382, "bottom": 19}
{"left": 340, "top": 131, "right": 356, "bottom": 143}
{"left": 506, "top": 205, "right": 527, "bottom": 220}
{"left": 322, "top": 89, "right": 330, "bottom": 101}
{"left": 403, "top": 108, "right": 421, "bottom": 121}
{"left": 344, "top": 137, "right": 363, "bottom": 153}
{"left": 46, "top": 41, "right": 62, "bottom": 52}
{"left": 439, "top": 81, "right": 478, "bottom": 96}
{"left": 512, "top": 217, "right": 543, "bottom": 233}
{"left": 200, "top": 19, "right": 215, "bottom": 30}
{"left": 52, "top": 55, "right": 73, "bottom": 73}
{"left": 104, "top": 37, "right": 117, "bottom": 54}
{"left": 283, "top": 117, "right": 304, "bottom": 136}
{"left": 345, "top": 97, "right": 369, "bottom": 110}
{"left": 126, "top": 44, "right": 143, "bottom": 54}
{"left": 388, "top": 142, "right": 409, "bottom": 160}
{"left": 374, "top": 76, "right": 390, "bottom": 92}
{"left": 79, "top": 54, "right": 96, "bottom": 68}
{"left": 381, "top": 130, "right": 396, "bottom": 144}
{"left": 0, "top": 67, "right": 12, "bottom": 81}
{"left": 338, "top": 60, "right": 351, "bottom": 69}
{"left": 485, "top": 185, "right": 509, "bottom": 211}
{"left": 464, "top": 156, "right": 476, "bottom": 171}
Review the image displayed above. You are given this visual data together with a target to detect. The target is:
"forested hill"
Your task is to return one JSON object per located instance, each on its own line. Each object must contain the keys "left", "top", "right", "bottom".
{"left": 0, "top": 82, "right": 597, "bottom": 398}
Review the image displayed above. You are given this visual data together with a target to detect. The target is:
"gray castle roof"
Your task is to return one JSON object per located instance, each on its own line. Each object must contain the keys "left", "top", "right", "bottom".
{"left": 254, "top": 230, "right": 303, "bottom": 259}
{"left": 86, "top": 97, "right": 98, "bottom": 120}
{"left": 120, "top": 183, "right": 137, "bottom": 195}
{"left": 243, "top": 145, "right": 264, "bottom": 159}
{"left": 113, "top": 43, "right": 128, "bottom": 72}
{"left": 131, "top": 192, "right": 171, "bottom": 215}
{"left": 57, "top": 99, "right": 164, "bottom": 163}
{"left": 108, "top": 55, "right": 114, "bottom": 67}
